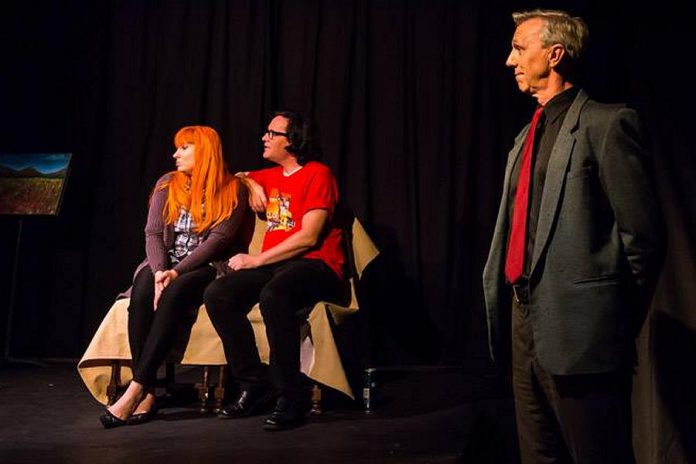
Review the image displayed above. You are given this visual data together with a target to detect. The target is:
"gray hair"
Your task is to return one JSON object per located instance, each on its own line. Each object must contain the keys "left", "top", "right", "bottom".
{"left": 512, "top": 9, "right": 588, "bottom": 62}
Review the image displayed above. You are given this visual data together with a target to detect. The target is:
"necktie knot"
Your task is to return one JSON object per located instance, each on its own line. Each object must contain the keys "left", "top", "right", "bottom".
{"left": 530, "top": 106, "right": 545, "bottom": 131}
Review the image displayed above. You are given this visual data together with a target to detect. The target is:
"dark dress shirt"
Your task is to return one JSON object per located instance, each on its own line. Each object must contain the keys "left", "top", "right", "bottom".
{"left": 508, "top": 86, "right": 580, "bottom": 277}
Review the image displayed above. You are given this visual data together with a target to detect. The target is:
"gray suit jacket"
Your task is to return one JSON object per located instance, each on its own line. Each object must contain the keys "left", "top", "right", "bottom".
{"left": 483, "top": 89, "right": 663, "bottom": 375}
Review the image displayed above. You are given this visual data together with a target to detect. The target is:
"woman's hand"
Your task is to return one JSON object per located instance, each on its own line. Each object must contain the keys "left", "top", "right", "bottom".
{"left": 152, "top": 270, "right": 178, "bottom": 309}
{"left": 227, "top": 253, "right": 262, "bottom": 271}
{"left": 161, "top": 269, "right": 179, "bottom": 286}
{"left": 153, "top": 271, "right": 166, "bottom": 310}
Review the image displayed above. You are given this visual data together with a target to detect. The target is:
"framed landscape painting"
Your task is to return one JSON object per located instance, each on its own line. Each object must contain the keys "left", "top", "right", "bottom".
{"left": 0, "top": 153, "right": 72, "bottom": 215}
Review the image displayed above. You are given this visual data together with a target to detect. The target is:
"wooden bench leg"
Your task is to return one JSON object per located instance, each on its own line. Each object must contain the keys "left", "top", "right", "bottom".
{"left": 196, "top": 366, "right": 211, "bottom": 413}
{"left": 107, "top": 360, "right": 121, "bottom": 406}
{"left": 213, "top": 366, "right": 226, "bottom": 414}
{"left": 310, "top": 384, "right": 322, "bottom": 415}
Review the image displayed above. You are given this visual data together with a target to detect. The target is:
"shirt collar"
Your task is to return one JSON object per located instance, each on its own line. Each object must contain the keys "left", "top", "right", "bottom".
{"left": 542, "top": 86, "right": 579, "bottom": 124}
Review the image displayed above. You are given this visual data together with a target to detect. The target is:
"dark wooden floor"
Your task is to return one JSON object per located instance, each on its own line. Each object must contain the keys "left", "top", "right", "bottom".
{"left": 0, "top": 361, "right": 519, "bottom": 463}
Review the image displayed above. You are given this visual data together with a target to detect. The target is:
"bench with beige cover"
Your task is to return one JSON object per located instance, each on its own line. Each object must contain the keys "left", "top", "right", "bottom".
{"left": 78, "top": 212, "right": 378, "bottom": 413}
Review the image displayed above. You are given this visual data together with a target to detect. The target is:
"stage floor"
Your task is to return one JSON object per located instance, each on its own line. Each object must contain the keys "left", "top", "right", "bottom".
{"left": 0, "top": 361, "right": 518, "bottom": 463}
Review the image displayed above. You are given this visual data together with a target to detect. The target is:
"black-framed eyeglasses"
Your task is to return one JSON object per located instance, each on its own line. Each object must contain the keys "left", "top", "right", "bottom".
{"left": 264, "top": 129, "right": 288, "bottom": 140}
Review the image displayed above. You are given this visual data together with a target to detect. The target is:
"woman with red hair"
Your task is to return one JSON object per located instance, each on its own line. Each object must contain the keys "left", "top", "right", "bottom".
{"left": 100, "top": 126, "right": 252, "bottom": 428}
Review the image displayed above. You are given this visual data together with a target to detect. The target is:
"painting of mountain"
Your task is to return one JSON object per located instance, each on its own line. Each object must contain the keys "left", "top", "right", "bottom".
{"left": 0, "top": 153, "right": 72, "bottom": 215}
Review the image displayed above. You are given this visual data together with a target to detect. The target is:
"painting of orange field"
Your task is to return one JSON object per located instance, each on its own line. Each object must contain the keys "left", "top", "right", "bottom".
{"left": 0, "top": 178, "right": 65, "bottom": 214}
{"left": 0, "top": 153, "right": 71, "bottom": 215}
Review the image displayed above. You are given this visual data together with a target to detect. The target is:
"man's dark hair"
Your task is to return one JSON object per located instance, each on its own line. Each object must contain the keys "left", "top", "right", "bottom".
{"left": 274, "top": 110, "right": 322, "bottom": 165}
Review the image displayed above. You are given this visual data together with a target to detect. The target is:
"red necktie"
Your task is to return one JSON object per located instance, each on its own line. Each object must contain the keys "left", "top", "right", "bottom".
{"left": 505, "top": 106, "right": 544, "bottom": 284}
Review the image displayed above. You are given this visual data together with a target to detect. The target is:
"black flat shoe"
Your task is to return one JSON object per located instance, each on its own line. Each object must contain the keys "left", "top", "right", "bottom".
{"left": 127, "top": 404, "right": 158, "bottom": 426}
{"left": 218, "top": 388, "right": 269, "bottom": 419}
{"left": 262, "top": 396, "right": 309, "bottom": 431}
{"left": 99, "top": 409, "right": 128, "bottom": 429}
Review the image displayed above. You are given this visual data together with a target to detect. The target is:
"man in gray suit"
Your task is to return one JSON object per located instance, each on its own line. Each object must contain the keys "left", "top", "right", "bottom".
{"left": 483, "top": 9, "right": 663, "bottom": 464}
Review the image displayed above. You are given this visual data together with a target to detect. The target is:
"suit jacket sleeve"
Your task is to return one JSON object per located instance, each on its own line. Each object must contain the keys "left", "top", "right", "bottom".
{"left": 598, "top": 108, "right": 664, "bottom": 314}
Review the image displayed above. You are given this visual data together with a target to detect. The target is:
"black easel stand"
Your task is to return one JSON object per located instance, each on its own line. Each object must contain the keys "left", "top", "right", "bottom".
{"left": 2, "top": 217, "right": 45, "bottom": 367}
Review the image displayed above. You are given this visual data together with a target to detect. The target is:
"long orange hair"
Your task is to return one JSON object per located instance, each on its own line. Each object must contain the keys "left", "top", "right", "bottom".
{"left": 155, "top": 126, "right": 238, "bottom": 233}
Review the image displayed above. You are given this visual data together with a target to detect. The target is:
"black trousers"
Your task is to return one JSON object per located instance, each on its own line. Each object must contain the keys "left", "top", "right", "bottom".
{"left": 511, "top": 299, "right": 635, "bottom": 464}
{"left": 128, "top": 265, "right": 216, "bottom": 386}
{"left": 203, "top": 258, "right": 344, "bottom": 397}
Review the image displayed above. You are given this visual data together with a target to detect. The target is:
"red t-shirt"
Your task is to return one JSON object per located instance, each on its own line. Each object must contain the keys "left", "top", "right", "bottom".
{"left": 248, "top": 161, "right": 345, "bottom": 279}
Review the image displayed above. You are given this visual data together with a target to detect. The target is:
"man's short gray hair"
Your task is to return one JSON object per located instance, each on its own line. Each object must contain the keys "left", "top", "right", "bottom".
{"left": 512, "top": 9, "right": 589, "bottom": 62}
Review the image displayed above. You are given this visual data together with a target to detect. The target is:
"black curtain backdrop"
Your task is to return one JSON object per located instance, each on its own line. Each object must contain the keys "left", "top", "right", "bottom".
{"left": 2, "top": 0, "right": 696, "bottom": 460}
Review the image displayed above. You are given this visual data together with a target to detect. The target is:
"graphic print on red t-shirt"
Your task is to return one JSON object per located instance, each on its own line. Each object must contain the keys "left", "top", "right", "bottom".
{"left": 266, "top": 188, "right": 296, "bottom": 232}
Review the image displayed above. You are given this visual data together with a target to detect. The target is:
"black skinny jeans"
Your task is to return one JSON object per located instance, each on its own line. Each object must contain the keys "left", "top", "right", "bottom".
{"left": 128, "top": 265, "right": 216, "bottom": 386}
{"left": 203, "top": 258, "right": 344, "bottom": 398}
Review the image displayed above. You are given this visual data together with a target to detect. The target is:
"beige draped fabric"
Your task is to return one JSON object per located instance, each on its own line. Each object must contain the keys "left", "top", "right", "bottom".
{"left": 77, "top": 216, "right": 379, "bottom": 406}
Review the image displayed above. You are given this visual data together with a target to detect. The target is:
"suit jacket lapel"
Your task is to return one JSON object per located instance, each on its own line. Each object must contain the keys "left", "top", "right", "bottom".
{"left": 530, "top": 89, "right": 589, "bottom": 275}
{"left": 484, "top": 126, "right": 526, "bottom": 279}
{"left": 483, "top": 125, "right": 528, "bottom": 319}
{"left": 495, "top": 127, "right": 528, "bottom": 258}
{"left": 504, "top": 128, "right": 529, "bottom": 193}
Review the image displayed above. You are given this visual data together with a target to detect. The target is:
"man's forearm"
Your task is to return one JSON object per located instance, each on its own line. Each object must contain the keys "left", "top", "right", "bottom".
{"left": 255, "top": 209, "right": 329, "bottom": 266}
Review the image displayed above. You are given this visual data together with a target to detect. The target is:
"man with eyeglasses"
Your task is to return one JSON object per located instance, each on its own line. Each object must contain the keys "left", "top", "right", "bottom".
{"left": 204, "top": 111, "right": 346, "bottom": 431}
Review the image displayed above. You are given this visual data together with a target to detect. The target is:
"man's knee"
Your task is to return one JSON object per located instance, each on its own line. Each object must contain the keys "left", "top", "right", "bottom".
{"left": 259, "top": 285, "right": 288, "bottom": 313}
{"left": 203, "top": 279, "right": 230, "bottom": 315}
{"left": 259, "top": 284, "right": 304, "bottom": 323}
{"left": 203, "top": 275, "right": 256, "bottom": 316}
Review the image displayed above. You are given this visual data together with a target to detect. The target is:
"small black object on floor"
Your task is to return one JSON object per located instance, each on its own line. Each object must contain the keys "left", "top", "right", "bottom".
{"left": 0, "top": 361, "right": 519, "bottom": 463}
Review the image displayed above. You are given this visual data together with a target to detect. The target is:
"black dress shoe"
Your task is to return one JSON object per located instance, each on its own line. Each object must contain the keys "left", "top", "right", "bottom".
{"left": 127, "top": 404, "right": 158, "bottom": 426}
{"left": 218, "top": 388, "right": 268, "bottom": 419}
{"left": 99, "top": 409, "right": 128, "bottom": 429}
{"left": 262, "top": 396, "right": 310, "bottom": 431}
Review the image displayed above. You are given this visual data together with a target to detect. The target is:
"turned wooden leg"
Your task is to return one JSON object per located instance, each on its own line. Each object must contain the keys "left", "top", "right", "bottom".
{"left": 310, "top": 384, "right": 323, "bottom": 415}
{"left": 106, "top": 360, "right": 121, "bottom": 406}
{"left": 196, "top": 366, "right": 211, "bottom": 413}
{"left": 213, "top": 366, "right": 226, "bottom": 414}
